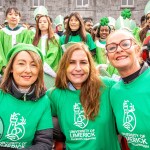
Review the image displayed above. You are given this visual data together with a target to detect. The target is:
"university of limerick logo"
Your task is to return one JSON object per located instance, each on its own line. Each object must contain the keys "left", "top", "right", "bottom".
{"left": 123, "top": 100, "right": 136, "bottom": 132}
{"left": 73, "top": 103, "right": 89, "bottom": 129}
{"left": 6, "top": 112, "right": 26, "bottom": 141}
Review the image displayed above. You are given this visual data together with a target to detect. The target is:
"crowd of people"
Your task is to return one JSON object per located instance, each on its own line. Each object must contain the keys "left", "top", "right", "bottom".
{"left": 0, "top": 1, "right": 150, "bottom": 150}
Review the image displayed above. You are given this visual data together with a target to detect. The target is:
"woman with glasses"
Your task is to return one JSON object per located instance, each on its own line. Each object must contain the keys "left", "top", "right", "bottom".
{"left": 106, "top": 29, "right": 150, "bottom": 150}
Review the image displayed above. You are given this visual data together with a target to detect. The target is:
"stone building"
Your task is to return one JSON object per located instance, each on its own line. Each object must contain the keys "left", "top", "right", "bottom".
{"left": 0, "top": 0, "right": 148, "bottom": 26}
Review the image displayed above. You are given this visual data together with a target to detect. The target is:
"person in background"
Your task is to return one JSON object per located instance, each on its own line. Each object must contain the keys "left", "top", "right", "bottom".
{"left": 0, "top": 7, "right": 33, "bottom": 73}
{"left": 139, "top": 1, "right": 150, "bottom": 43}
{"left": 106, "top": 29, "right": 150, "bottom": 150}
{"left": 60, "top": 12, "right": 96, "bottom": 56}
{"left": 47, "top": 42, "right": 121, "bottom": 150}
{"left": 84, "top": 17, "right": 93, "bottom": 34}
{"left": 140, "top": 15, "right": 146, "bottom": 28}
{"left": 90, "top": 23, "right": 99, "bottom": 41}
{"left": 95, "top": 17, "right": 111, "bottom": 65}
{"left": 142, "top": 35, "right": 150, "bottom": 65}
{"left": 95, "top": 17, "right": 118, "bottom": 78}
{"left": 32, "top": 15, "right": 62, "bottom": 89}
{"left": 0, "top": 43, "right": 53, "bottom": 149}
{"left": 54, "top": 15, "right": 64, "bottom": 37}
{"left": 63, "top": 15, "right": 69, "bottom": 31}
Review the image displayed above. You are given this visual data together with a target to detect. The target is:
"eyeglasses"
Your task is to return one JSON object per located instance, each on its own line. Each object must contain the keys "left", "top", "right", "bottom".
{"left": 106, "top": 39, "right": 133, "bottom": 53}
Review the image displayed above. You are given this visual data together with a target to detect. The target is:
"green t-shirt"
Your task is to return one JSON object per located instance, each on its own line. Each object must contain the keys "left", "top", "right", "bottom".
{"left": 60, "top": 32, "right": 96, "bottom": 51}
{"left": 47, "top": 77, "right": 120, "bottom": 150}
{"left": 110, "top": 68, "right": 150, "bottom": 150}
{"left": 0, "top": 90, "right": 53, "bottom": 149}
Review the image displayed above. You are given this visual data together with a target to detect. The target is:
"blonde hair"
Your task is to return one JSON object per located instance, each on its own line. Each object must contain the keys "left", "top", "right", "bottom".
{"left": 56, "top": 42, "right": 103, "bottom": 120}
{"left": 106, "top": 29, "right": 142, "bottom": 62}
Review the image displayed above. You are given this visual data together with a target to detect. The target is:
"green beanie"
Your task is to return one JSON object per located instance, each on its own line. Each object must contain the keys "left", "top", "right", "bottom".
{"left": 7, "top": 43, "right": 44, "bottom": 63}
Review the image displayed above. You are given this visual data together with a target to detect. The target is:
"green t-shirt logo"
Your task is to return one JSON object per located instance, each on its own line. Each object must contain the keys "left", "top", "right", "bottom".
{"left": 6, "top": 112, "right": 26, "bottom": 141}
{"left": 123, "top": 100, "right": 136, "bottom": 132}
{"left": 74, "top": 103, "right": 89, "bottom": 129}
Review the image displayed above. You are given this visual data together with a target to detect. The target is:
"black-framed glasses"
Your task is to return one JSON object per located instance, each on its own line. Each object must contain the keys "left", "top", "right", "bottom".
{"left": 106, "top": 39, "right": 133, "bottom": 53}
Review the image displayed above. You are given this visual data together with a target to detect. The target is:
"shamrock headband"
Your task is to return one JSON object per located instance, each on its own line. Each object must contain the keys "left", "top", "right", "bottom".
{"left": 121, "top": 8, "right": 131, "bottom": 19}
{"left": 100, "top": 17, "right": 109, "bottom": 26}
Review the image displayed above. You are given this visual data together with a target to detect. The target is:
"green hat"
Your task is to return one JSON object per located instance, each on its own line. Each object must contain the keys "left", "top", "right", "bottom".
{"left": 7, "top": 43, "right": 44, "bottom": 63}
{"left": 108, "top": 17, "right": 116, "bottom": 27}
{"left": 115, "top": 16, "right": 131, "bottom": 30}
{"left": 129, "top": 19, "right": 136, "bottom": 31}
{"left": 33, "top": 6, "right": 48, "bottom": 20}
{"left": 54, "top": 15, "right": 64, "bottom": 26}
{"left": 54, "top": 15, "right": 64, "bottom": 30}
{"left": 144, "top": 1, "right": 150, "bottom": 16}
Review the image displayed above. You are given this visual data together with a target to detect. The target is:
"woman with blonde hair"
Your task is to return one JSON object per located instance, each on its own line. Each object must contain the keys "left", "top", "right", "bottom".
{"left": 0, "top": 43, "right": 53, "bottom": 150}
{"left": 47, "top": 42, "right": 120, "bottom": 150}
{"left": 106, "top": 29, "right": 150, "bottom": 150}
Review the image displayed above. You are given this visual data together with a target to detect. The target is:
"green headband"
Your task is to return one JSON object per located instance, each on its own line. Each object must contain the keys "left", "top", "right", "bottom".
{"left": 7, "top": 43, "right": 44, "bottom": 63}
{"left": 100, "top": 17, "right": 109, "bottom": 26}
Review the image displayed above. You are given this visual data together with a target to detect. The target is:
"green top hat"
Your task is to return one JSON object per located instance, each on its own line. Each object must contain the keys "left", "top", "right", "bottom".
{"left": 108, "top": 17, "right": 116, "bottom": 27}
{"left": 54, "top": 15, "right": 64, "bottom": 26}
{"left": 144, "top": 1, "right": 150, "bottom": 16}
{"left": 115, "top": 8, "right": 136, "bottom": 32}
{"left": 34, "top": 6, "right": 48, "bottom": 20}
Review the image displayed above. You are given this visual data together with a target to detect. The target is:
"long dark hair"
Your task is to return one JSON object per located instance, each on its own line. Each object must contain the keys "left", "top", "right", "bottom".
{"left": 64, "top": 12, "right": 87, "bottom": 44}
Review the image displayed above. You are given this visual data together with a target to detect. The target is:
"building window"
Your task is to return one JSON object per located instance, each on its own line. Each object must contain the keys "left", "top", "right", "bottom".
{"left": 121, "top": 0, "right": 134, "bottom": 8}
{"left": 32, "top": 0, "right": 45, "bottom": 7}
{"left": 76, "top": 0, "right": 89, "bottom": 7}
